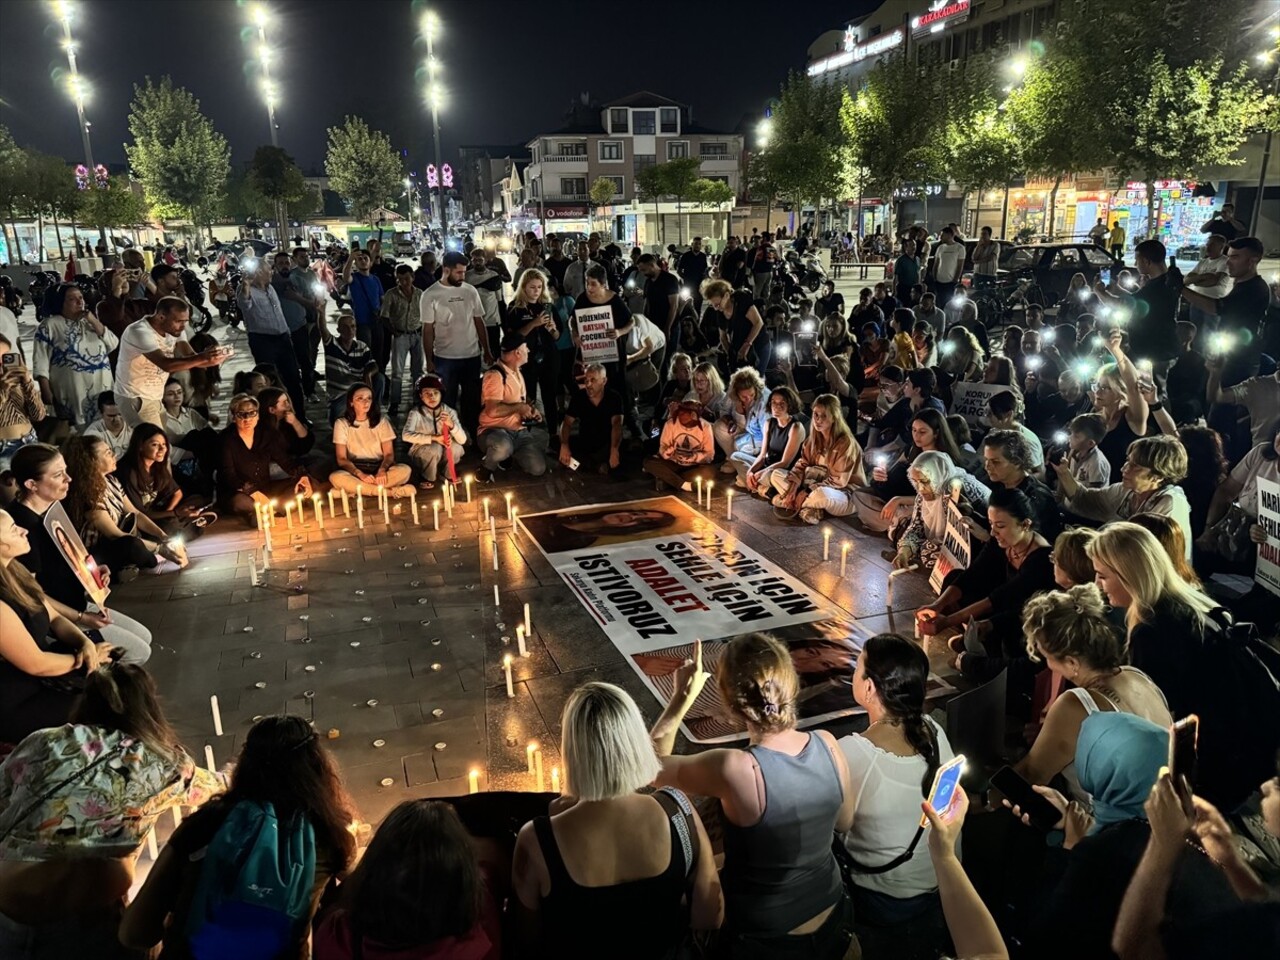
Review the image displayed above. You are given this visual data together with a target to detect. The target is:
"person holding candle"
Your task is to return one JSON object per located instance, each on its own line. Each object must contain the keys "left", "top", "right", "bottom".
{"left": 403, "top": 373, "right": 467, "bottom": 491}
{"left": 0, "top": 665, "right": 222, "bottom": 958}
{"left": 121, "top": 715, "right": 358, "bottom": 959}
{"left": 771, "top": 394, "right": 865, "bottom": 525}
{"left": 512, "top": 681, "right": 722, "bottom": 957}
{"left": 739, "top": 387, "right": 805, "bottom": 496}
{"left": 650, "top": 634, "right": 856, "bottom": 958}
{"left": 328, "top": 384, "right": 415, "bottom": 498}
{"left": 216, "top": 393, "right": 315, "bottom": 527}
{"left": 851, "top": 409, "right": 970, "bottom": 533}
{"left": 884, "top": 452, "right": 990, "bottom": 571}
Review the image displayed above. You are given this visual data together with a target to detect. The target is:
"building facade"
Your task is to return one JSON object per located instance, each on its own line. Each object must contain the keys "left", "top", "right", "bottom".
{"left": 457, "top": 146, "right": 530, "bottom": 222}
{"left": 523, "top": 92, "right": 743, "bottom": 248}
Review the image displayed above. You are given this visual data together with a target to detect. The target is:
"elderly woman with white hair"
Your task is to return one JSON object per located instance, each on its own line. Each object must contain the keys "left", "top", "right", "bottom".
{"left": 886, "top": 451, "right": 991, "bottom": 569}
{"left": 512, "top": 681, "right": 722, "bottom": 957}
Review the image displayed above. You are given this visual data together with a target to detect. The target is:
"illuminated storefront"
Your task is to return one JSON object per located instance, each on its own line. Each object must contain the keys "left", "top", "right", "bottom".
{"left": 1108, "top": 180, "right": 1221, "bottom": 256}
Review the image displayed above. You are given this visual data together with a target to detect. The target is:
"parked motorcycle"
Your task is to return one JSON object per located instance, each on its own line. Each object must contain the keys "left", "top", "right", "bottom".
{"left": 26, "top": 270, "right": 60, "bottom": 321}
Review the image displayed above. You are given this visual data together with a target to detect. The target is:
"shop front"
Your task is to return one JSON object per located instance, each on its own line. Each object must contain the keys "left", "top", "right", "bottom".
{"left": 1107, "top": 180, "right": 1221, "bottom": 258}
{"left": 540, "top": 202, "right": 591, "bottom": 239}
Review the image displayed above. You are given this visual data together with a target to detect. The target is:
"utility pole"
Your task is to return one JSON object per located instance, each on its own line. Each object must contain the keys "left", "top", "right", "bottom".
{"left": 55, "top": 4, "right": 107, "bottom": 250}
{"left": 424, "top": 12, "right": 447, "bottom": 243}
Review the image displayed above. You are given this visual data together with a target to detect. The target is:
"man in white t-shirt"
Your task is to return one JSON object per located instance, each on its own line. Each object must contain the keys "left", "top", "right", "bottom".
{"left": 114, "top": 297, "right": 227, "bottom": 428}
{"left": 420, "top": 252, "right": 493, "bottom": 439}
{"left": 81, "top": 391, "right": 134, "bottom": 457}
{"left": 931, "top": 226, "right": 965, "bottom": 307}
{"left": 1182, "top": 233, "right": 1232, "bottom": 333}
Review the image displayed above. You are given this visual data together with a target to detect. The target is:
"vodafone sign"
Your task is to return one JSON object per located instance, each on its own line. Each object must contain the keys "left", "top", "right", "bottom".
{"left": 911, "top": 0, "right": 971, "bottom": 36}
{"left": 545, "top": 204, "right": 589, "bottom": 219}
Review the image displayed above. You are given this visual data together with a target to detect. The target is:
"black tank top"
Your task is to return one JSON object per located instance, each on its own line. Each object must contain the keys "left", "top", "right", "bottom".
{"left": 532, "top": 788, "right": 694, "bottom": 959}
{"left": 1099, "top": 412, "right": 1143, "bottom": 484}
{"left": 764, "top": 417, "right": 800, "bottom": 469}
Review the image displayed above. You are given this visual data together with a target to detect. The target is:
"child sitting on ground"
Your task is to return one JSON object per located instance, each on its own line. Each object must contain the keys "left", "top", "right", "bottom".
{"left": 1056, "top": 412, "right": 1110, "bottom": 498}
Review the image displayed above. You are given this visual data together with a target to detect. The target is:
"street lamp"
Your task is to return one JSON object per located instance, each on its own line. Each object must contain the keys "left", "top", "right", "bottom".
{"left": 249, "top": 3, "right": 279, "bottom": 147}
{"left": 421, "top": 11, "right": 447, "bottom": 242}
{"left": 1252, "top": 25, "right": 1280, "bottom": 235}
{"left": 50, "top": 0, "right": 107, "bottom": 249}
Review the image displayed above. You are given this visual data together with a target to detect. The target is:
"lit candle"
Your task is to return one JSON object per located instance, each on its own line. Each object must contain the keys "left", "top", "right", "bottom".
{"left": 526, "top": 741, "right": 537, "bottom": 774}
{"left": 327, "top": 489, "right": 336, "bottom": 516}
{"left": 382, "top": 493, "right": 390, "bottom": 525}
{"left": 489, "top": 516, "right": 496, "bottom": 541}
{"left": 516, "top": 625, "right": 527, "bottom": 657}
{"left": 210, "top": 695, "right": 223, "bottom": 736}
{"left": 284, "top": 502, "right": 294, "bottom": 530}
{"left": 393, "top": 502, "right": 401, "bottom": 517}
{"left": 492, "top": 542, "right": 499, "bottom": 571}
{"left": 511, "top": 507, "right": 519, "bottom": 530}
{"left": 494, "top": 583, "right": 500, "bottom": 607}
{"left": 261, "top": 543, "right": 270, "bottom": 571}
{"left": 503, "top": 654, "right": 514, "bottom": 698}
{"left": 505, "top": 492, "right": 513, "bottom": 521}
{"left": 356, "top": 483, "right": 363, "bottom": 505}
{"left": 356, "top": 493, "right": 364, "bottom": 530}
{"left": 341, "top": 489, "right": 350, "bottom": 517}
{"left": 465, "top": 474, "right": 474, "bottom": 502}
{"left": 263, "top": 520, "right": 273, "bottom": 558}
{"left": 146, "top": 827, "right": 159, "bottom": 861}
{"left": 551, "top": 766, "right": 560, "bottom": 793}
{"left": 823, "top": 526, "right": 831, "bottom": 561}
{"left": 411, "top": 497, "right": 420, "bottom": 525}
{"left": 523, "top": 602, "right": 531, "bottom": 637}
{"left": 840, "top": 541, "right": 851, "bottom": 577}
{"left": 204, "top": 743, "right": 216, "bottom": 771}
{"left": 534, "top": 746, "right": 545, "bottom": 792}
{"left": 706, "top": 480, "right": 715, "bottom": 509}
{"left": 726, "top": 489, "right": 734, "bottom": 520}
{"left": 695, "top": 476, "right": 703, "bottom": 506}
{"left": 249, "top": 554, "right": 260, "bottom": 587}
{"left": 433, "top": 499, "right": 440, "bottom": 530}
{"left": 313, "top": 495, "right": 324, "bottom": 529}
{"left": 295, "top": 492, "right": 304, "bottom": 519}
{"left": 468, "top": 768, "right": 480, "bottom": 794}
{"left": 255, "top": 501, "right": 265, "bottom": 532}
{"left": 482, "top": 497, "right": 490, "bottom": 524}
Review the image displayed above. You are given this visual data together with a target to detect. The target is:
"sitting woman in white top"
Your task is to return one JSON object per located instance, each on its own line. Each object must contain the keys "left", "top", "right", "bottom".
{"left": 1053, "top": 434, "right": 1193, "bottom": 557}
{"left": 328, "top": 384, "right": 415, "bottom": 498}
{"left": 1013, "top": 584, "right": 1171, "bottom": 803}
{"left": 838, "top": 633, "right": 955, "bottom": 957}
{"left": 403, "top": 374, "right": 467, "bottom": 490}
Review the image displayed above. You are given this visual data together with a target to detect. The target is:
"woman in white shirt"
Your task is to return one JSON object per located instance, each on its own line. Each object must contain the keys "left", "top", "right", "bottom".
{"left": 327, "top": 384, "right": 415, "bottom": 497}
{"left": 838, "top": 633, "right": 954, "bottom": 957}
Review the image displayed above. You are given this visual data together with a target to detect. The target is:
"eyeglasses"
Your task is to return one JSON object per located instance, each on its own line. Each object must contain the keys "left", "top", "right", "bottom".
{"left": 233, "top": 410, "right": 259, "bottom": 420}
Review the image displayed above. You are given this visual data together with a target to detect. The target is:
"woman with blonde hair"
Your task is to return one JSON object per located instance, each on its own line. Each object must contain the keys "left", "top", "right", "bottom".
{"left": 1091, "top": 332, "right": 1149, "bottom": 482}
{"left": 715, "top": 366, "right": 769, "bottom": 475}
{"left": 770, "top": 394, "right": 865, "bottom": 525}
{"left": 513, "top": 681, "right": 722, "bottom": 958}
{"left": 651, "top": 635, "right": 856, "bottom": 959}
{"left": 505, "top": 268, "right": 562, "bottom": 437}
{"left": 686, "top": 361, "right": 730, "bottom": 421}
{"left": 1129, "top": 513, "right": 1201, "bottom": 587}
{"left": 938, "top": 326, "right": 985, "bottom": 382}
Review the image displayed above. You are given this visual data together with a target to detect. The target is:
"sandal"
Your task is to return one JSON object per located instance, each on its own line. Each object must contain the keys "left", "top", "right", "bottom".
{"left": 418, "top": 480, "right": 436, "bottom": 491}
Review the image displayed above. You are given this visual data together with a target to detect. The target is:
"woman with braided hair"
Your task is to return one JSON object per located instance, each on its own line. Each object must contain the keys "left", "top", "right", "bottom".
{"left": 838, "top": 634, "right": 955, "bottom": 959}
{"left": 651, "top": 633, "right": 857, "bottom": 959}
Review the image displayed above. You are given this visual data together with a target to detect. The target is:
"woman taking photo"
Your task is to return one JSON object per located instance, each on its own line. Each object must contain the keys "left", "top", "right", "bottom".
{"left": 506, "top": 268, "right": 562, "bottom": 440}
{"left": 938, "top": 326, "right": 985, "bottom": 383}
{"left": 0, "top": 333, "right": 44, "bottom": 471}
{"left": 770, "top": 394, "right": 865, "bottom": 525}
{"left": 117, "top": 424, "right": 210, "bottom": 535}
{"left": 513, "top": 681, "right": 722, "bottom": 958}
{"left": 0, "top": 665, "right": 221, "bottom": 959}
{"left": 217, "top": 393, "right": 314, "bottom": 526}
{"left": 1092, "top": 332, "right": 1150, "bottom": 483}
{"left": 703, "top": 278, "right": 764, "bottom": 370}
{"left": 121, "top": 715, "right": 358, "bottom": 958}
{"left": 651, "top": 634, "right": 856, "bottom": 959}
{"left": 838, "top": 634, "right": 957, "bottom": 958}
{"left": 62, "top": 435, "right": 186, "bottom": 576}
{"left": 715, "top": 366, "right": 769, "bottom": 475}
{"left": 0, "top": 508, "right": 112, "bottom": 742}
{"left": 329, "top": 383, "right": 414, "bottom": 498}
{"left": 740, "top": 387, "right": 806, "bottom": 496}
{"left": 884, "top": 451, "right": 990, "bottom": 571}
{"left": 853, "top": 409, "right": 969, "bottom": 533}
{"left": 7, "top": 444, "right": 153, "bottom": 665}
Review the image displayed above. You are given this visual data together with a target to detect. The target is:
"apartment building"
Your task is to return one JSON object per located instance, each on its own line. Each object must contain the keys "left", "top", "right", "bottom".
{"left": 523, "top": 92, "right": 743, "bottom": 247}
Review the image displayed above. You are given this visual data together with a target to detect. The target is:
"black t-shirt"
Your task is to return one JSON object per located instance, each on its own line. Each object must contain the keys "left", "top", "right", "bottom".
{"left": 677, "top": 251, "right": 708, "bottom": 287}
{"left": 1129, "top": 273, "right": 1181, "bottom": 361}
{"left": 720, "top": 247, "right": 748, "bottom": 288}
{"left": 567, "top": 389, "right": 623, "bottom": 449}
{"left": 9, "top": 499, "right": 86, "bottom": 611}
{"left": 750, "top": 244, "right": 775, "bottom": 274}
{"left": 505, "top": 303, "right": 558, "bottom": 354}
{"left": 1201, "top": 216, "right": 1240, "bottom": 242}
{"left": 816, "top": 292, "right": 845, "bottom": 317}
{"left": 723, "top": 291, "right": 760, "bottom": 361}
{"left": 1216, "top": 274, "right": 1270, "bottom": 334}
{"left": 644, "top": 271, "right": 681, "bottom": 331}
{"left": 412, "top": 266, "right": 438, "bottom": 290}
{"left": 543, "top": 255, "right": 570, "bottom": 291}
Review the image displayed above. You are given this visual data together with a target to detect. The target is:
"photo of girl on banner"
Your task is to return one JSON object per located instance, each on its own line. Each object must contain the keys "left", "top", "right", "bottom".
{"left": 520, "top": 497, "right": 700, "bottom": 553}
{"left": 44, "top": 501, "right": 110, "bottom": 608}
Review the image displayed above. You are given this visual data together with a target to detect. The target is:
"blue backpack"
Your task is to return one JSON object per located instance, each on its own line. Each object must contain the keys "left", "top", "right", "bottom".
{"left": 185, "top": 800, "right": 317, "bottom": 960}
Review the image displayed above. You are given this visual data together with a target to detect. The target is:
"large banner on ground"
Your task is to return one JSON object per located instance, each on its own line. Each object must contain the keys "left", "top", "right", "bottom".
{"left": 1256, "top": 478, "right": 1280, "bottom": 598}
{"left": 520, "top": 497, "right": 952, "bottom": 741}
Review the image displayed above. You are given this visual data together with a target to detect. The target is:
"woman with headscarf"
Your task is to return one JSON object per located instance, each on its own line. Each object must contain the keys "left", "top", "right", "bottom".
{"left": 884, "top": 451, "right": 990, "bottom": 570}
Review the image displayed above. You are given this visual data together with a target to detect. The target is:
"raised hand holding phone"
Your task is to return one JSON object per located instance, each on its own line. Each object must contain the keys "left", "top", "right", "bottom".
{"left": 921, "top": 754, "right": 966, "bottom": 827}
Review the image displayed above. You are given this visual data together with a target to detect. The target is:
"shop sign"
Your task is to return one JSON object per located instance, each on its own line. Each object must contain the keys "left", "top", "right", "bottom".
{"left": 808, "top": 25, "right": 905, "bottom": 75}
{"left": 545, "top": 204, "right": 589, "bottom": 219}
{"left": 911, "top": 0, "right": 971, "bottom": 36}
{"left": 893, "top": 183, "right": 945, "bottom": 199}
{"left": 1123, "top": 180, "right": 1196, "bottom": 193}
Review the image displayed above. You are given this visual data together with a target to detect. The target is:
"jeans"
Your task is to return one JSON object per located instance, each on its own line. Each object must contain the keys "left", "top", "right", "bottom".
{"left": 94, "top": 608, "right": 153, "bottom": 665}
{"left": 389, "top": 331, "right": 425, "bottom": 411}
{"left": 247, "top": 330, "right": 306, "bottom": 416}
{"left": 433, "top": 354, "right": 483, "bottom": 440}
{"left": 713, "top": 419, "right": 761, "bottom": 461}
{"left": 852, "top": 886, "right": 946, "bottom": 960}
{"left": 119, "top": 395, "right": 164, "bottom": 431}
{"left": 723, "top": 892, "right": 856, "bottom": 960}
{"left": 479, "top": 428, "right": 548, "bottom": 476}
{"left": 409, "top": 441, "right": 465, "bottom": 483}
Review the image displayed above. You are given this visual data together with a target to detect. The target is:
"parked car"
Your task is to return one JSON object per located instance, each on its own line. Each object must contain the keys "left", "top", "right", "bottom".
{"left": 995, "top": 242, "right": 1118, "bottom": 305}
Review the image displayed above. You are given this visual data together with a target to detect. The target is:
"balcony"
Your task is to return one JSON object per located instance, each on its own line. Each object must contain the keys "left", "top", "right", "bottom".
{"left": 541, "top": 154, "right": 590, "bottom": 163}
{"left": 541, "top": 193, "right": 588, "bottom": 202}
{"left": 698, "top": 153, "right": 740, "bottom": 164}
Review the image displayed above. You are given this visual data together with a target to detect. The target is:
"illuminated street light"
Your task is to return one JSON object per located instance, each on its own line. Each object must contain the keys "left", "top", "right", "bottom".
{"left": 756, "top": 118, "right": 772, "bottom": 147}
{"left": 422, "top": 9, "right": 447, "bottom": 240}
{"left": 249, "top": 4, "right": 279, "bottom": 146}
{"left": 1009, "top": 56, "right": 1028, "bottom": 76}
{"left": 49, "top": 0, "right": 107, "bottom": 246}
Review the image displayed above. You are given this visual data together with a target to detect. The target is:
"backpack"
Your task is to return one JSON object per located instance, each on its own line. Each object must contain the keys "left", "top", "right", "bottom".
{"left": 1195, "top": 610, "right": 1280, "bottom": 810}
{"left": 185, "top": 800, "right": 317, "bottom": 960}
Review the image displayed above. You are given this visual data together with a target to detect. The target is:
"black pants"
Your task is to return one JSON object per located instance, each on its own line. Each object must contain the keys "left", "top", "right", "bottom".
{"left": 247, "top": 331, "right": 307, "bottom": 418}
{"left": 642, "top": 457, "right": 718, "bottom": 490}
{"left": 219, "top": 477, "right": 308, "bottom": 527}
{"left": 291, "top": 325, "right": 316, "bottom": 396}
{"left": 523, "top": 350, "right": 562, "bottom": 438}
{"left": 92, "top": 534, "right": 158, "bottom": 574}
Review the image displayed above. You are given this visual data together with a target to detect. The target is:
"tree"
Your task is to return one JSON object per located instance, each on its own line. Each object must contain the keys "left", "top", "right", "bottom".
{"left": 125, "top": 77, "right": 230, "bottom": 242}
{"left": 663, "top": 157, "right": 702, "bottom": 246}
{"left": 23, "top": 152, "right": 79, "bottom": 258}
{"left": 324, "top": 116, "right": 403, "bottom": 226}
{"left": 765, "top": 71, "right": 859, "bottom": 227}
{"left": 79, "top": 177, "right": 150, "bottom": 241}
{"left": 635, "top": 164, "right": 669, "bottom": 245}
{"left": 0, "top": 126, "right": 29, "bottom": 262}
{"left": 249, "top": 145, "right": 313, "bottom": 242}
{"left": 688, "top": 178, "right": 735, "bottom": 243}
{"left": 589, "top": 176, "right": 616, "bottom": 237}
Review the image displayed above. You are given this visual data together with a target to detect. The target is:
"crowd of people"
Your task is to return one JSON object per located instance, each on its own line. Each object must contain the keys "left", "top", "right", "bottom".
{"left": 0, "top": 220, "right": 1278, "bottom": 959}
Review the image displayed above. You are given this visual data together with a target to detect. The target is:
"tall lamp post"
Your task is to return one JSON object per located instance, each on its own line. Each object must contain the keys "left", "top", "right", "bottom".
{"left": 422, "top": 11, "right": 447, "bottom": 243}
{"left": 251, "top": 4, "right": 280, "bottom": 147}
{"left": 1252, "top": 28, "right": 1280, "bottom": 237}
{"left": 52, "top": 1, "right": 107, "bottom": 250}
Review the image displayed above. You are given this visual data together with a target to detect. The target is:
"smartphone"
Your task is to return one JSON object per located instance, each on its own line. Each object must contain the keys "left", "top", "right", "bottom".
{"left": 1, "top": 352, "right": 19, "bottom": 370}
{"left": 567, "top": 457, "right": 580, "bottom": 471}
{"left": 921, "top": 754, "right": 966, "bottom": 827}
{"left": 990, "top": 765, "right": 1061, "bottom": 831}
{"left": 1169, "top": 714, "right": 1199, "bottom": 792}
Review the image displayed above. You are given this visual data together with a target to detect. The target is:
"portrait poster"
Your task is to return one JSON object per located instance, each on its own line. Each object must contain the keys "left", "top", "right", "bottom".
{"left": 43, "top": 501, "right": 110, "bottom": 608}
{"left": 928, "top": 498, "right": 972, "bottom": 594}
{"left": 1255, "top": 477, "right": 1280, "bottom": 598}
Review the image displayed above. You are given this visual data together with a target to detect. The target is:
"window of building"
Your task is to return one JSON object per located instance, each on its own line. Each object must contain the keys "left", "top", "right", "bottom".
{"left": 634, "top": 154, "right": 657, "bottom": 182}
{"left": 560, "top": 177, "right": 586, "bottom": 197}
{"left": 699, "top": 142, "right": 729, "bottom": 158}
{"left": 557, "top": 142, "right": 586, "bottom": 156}
{"left": 601, "top": 175, "right": 624, "bottom": 197}
{"left": 599, "top": 140, "right": 623, "bottom": 161}
{"left": 634, "top": 110, "right": 656, "bottom": 135}
{"left": 667, "top": 141, "right": 689, "bottom": 160}
{"left": 530, "top": 179, "right": 539, "bottom": 198}
{"left": 609, "top": 108, "right": 628, "bottom": 133}
{"left": 660, "top": 107, "right": 678, "bottom": 133}
{"left": 705, "top": 175, "right": 730, "bottom": 184}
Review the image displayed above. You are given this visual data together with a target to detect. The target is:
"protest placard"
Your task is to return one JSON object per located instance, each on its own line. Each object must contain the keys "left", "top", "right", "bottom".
{"left": 574, "top": 304, "right": 619, "bottom": 365}
{"left": 1256, "top": 477, "right": 1280, "bottom": 598}
{"left": 950, "top": 381, "right": 1009, "bottom": 426}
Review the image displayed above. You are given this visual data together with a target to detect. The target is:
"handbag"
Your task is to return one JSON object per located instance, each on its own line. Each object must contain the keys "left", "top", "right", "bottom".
{"left": 626, "top": 358, "right": 659, "bottom": 394}
{"left": 1203, "top": 503, "right": 1254, "bottom": 563}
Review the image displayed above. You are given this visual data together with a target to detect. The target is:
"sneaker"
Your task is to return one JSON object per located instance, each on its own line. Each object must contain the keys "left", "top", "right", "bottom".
{"left": 719, "top": 462, "right": 736, "bottom": 475}
{"left": 117, "top": 565, "right": 140, "bottom": 583}
{"left": 474, "top": 467, "right": 497, "bottom": 484}
{"left": 390, "top": 484, "right": 417, "bottom": 498}
{"left": 799, "top": 507, "right": 823, "bottom": 525}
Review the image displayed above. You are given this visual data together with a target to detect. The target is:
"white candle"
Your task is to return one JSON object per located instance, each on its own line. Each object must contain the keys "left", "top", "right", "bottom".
{"left": 284, "top": 502, "right": 294, "bottom": 530}
{"left": 886, "top": 564, "right": 918, "bottom": 609}
{"left": 327, "top": 489, "right": 336, "bottom": 516}
{"left": 172, "top": 805, "right": 183, "bottom": 828}
{"left": 313, "top": 495, "right": 324, "bottom": 530}
{"left": 482, "top": 497, "right": 490, "bottom": 524}
{"left": 823, "top": 526, "right": 831, "bottom": 561}
{"left": 249, "top": 554, "right": 260, "bottom": 587}
{"left": 526, "top": 741, "right": 537, "bottom": 774}
{"left": 516, "top": 625, "right": 527, "bottom": 657}
{"left": 295, "top": 492, "right": 304, "bottom": 519}
{"left": 840, "top": 541, "right": 851, "bottom": 577}
{"left": 261, "top": 543, "right": 270, "bottom": 571}
{"left": 551, "top": 766, "right": 560, "bottom": 793}
{"left": 357, "top": 494, "right": 365, "bottom": 529}
{"left": 468, "top": 768, "right": 480, "bottom": 794}
{"left": 204, "top": 743, "right": 216, "bottom": 771}
{"left": 706, "top": 480, "right": 715, "bottom": 510}
{"left": 465, "top": 474, "right": 474, "bottom": 502}
{"left": 511, "top": 507, "right": 519, "bottom": 530}
{"left": 505, "top": 492, "right": 513, "bottom": 521}
{"left": 503, "top": 654, "right": 514, "bottom": 698}
{"left": 433, "top": 499, "right": 440, "bottom": 530}
{"left": 695, "top": 476, "right": 703, "bottom": 506}
{"left": 146, "top": 827, "right": 159, "bottom": 861}
{"left": 534, "top": 747, "right": 545, "bottom": 792}
{"left": 523, "top": 602, "right": 531, "bottom": 637}
{"left": 411, "top": 497, "right": 420, "bottom": 525}
{"left": 341, "top": 489, "right": 350, "bottom": 517}
{"left": 255, "top": 501, "right": 265, "bottom": 532}
{"left": 726, "top": 489, "right": 734, "bottom": 520}
{"left": 492, "top": 542, "right": 499, "bottom": 571}
{"left": 494, "top": 583, "right": 500, "bottom": 606}
{"left": 382, "top": 494, "right": 390, "bottom": 525}
{"left": 210, "top": 696, "right": 223, "bottom": 737}
{"left": 489, "top": 516, "right": 496, "bottom": 540}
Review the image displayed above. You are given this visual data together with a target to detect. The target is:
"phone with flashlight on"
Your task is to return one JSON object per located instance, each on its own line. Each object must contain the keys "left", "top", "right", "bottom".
{"left": 921, "top": 755, "right": 966, "bottom": 826}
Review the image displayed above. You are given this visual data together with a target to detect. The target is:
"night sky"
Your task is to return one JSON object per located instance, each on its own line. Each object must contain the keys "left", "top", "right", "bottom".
{"left": 0, "top": 0, "right": 878, "bottom": 174}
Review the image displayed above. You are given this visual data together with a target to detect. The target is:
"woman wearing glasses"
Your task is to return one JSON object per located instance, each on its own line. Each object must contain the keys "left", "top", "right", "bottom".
{"left": 216, "top": 393, "right": 315, "bottom": 526}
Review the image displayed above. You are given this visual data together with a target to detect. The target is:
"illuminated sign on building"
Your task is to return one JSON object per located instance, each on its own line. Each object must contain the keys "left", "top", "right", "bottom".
{"left": 911, "top": 0, "right": 971, "bottom": 36}
{"left": 807, "top": 25, "right": 905, "bottom": 76}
